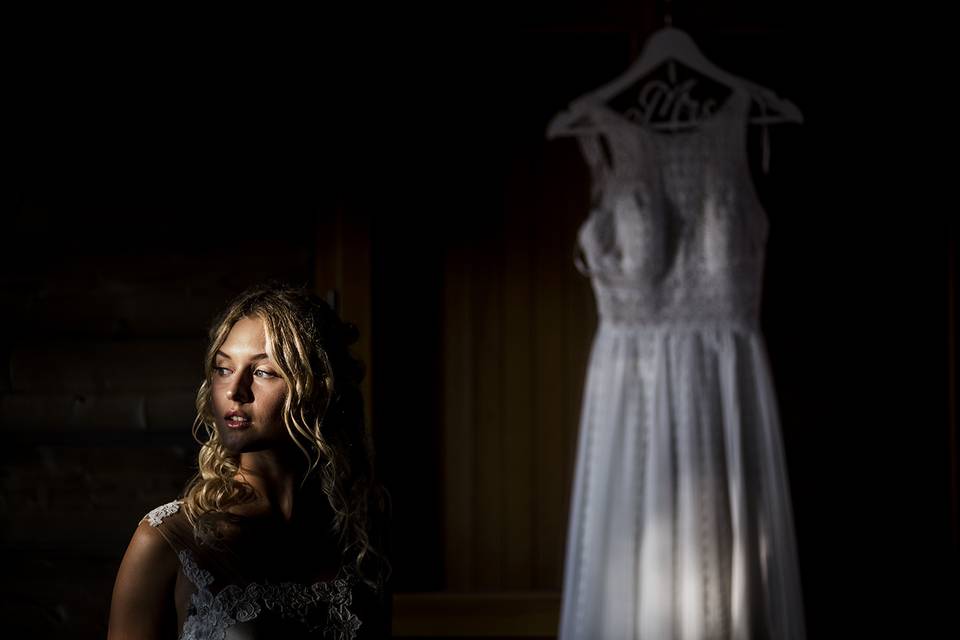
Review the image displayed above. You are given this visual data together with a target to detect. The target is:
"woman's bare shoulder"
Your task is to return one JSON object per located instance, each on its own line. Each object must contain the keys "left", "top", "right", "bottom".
{"left": 127, "top": 516, "right": 181, "bottom": 564}
{"left": 107, "top": 514, "right": 181, "bottom": 639}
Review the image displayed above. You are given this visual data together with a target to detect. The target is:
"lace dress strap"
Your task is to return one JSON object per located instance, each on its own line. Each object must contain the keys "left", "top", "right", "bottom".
{"left": 138, "top": 499, "right": 198, "bottom": 562}
{"left": 141, "top": 499, "right": 184, "bottom": 527}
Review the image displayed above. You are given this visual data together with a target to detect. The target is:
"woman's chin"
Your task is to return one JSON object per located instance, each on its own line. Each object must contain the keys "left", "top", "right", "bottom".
{"left": 217, "top": 426, "right": 256, "bottom": 453}
{"left": 217, "top": 426, "right": 287, "bottom": 455}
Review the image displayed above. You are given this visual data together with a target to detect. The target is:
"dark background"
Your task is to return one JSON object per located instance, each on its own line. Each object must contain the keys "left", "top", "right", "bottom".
{"left": 4, "top": 2, "right": 957, "bottom": 637}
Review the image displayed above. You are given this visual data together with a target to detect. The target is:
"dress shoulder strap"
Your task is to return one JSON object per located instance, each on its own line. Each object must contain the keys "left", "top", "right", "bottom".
{"left": 141, "top": 499, "right": 184, "bottom": 527}
{"left": 139, "top": 499, "right": 197, "bottom": 555}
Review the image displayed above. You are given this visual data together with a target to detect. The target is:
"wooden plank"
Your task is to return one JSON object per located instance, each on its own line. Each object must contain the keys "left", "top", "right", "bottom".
{"left": 1, "top": 392, "right": 147, "bottom": 431}
{"left": 474, "top": 232, "right": 505, "bottom": 590}
{"left": 2, "top": 551, "right": 128, "bottom": 637}
{"left": 314, "top": 204, "right": 373, "bottom": 436}
{"left": 392, "top": 591, "right": 561, "bottom": 637}
{"left": 2, "top": 388, "right": 197, "bottom": 432}
{"left": 502, "top": 152, "right": 535, "bottom": 589}
{"left": 0, "top": 444, "right": 193, "bottom": 549}
{"left": 530, "top": 142, "right": 568, "bottom": 590}
{"left": 8, "top": 339, "right": 205, "bottom": 394}
{"left": 443, "top": 247, "right": 476, "bottom": 590}
{"left": 12, "top": 254, "right": 310, "bottom": 338}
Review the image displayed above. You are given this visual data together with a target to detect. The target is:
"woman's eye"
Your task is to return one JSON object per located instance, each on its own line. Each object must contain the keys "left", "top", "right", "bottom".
{"left": 254, "top": 369, "right": 277, "bottom": 378}
{"left": 213, "top": 367, "right": 231, "bottom": 377}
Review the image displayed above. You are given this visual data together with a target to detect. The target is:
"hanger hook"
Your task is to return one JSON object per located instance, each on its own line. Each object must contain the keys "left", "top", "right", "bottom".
{"left": 664, "top": 0, "right": 674, "bottom": 27}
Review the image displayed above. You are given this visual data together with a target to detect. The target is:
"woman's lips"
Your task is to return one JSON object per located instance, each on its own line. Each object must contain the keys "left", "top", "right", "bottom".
{"left": 226, "top": 417, "right": 251, "bottom": 429}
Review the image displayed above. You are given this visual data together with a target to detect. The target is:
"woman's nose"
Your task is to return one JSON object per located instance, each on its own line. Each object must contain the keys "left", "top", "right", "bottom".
{"left": 228, "top": 372, "right": 253, "bottom": 403}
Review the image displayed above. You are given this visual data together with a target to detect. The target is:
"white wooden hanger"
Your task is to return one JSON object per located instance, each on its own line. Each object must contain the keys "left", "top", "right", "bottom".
{"left": 546, "top": 26, "right": 803, "bottom": 140}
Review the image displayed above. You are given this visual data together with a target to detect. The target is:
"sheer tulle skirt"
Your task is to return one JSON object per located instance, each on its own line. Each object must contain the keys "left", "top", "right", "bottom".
{"left": 559, "top": 323, "right": 805, "bottom": 640}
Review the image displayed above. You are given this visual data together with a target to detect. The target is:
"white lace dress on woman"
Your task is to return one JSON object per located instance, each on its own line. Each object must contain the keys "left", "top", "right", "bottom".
{"left": 141, "top": 500, "right": 368, "bottom": 640}
{"left": 558, "top": 88, "right": 805, "bottom": 639}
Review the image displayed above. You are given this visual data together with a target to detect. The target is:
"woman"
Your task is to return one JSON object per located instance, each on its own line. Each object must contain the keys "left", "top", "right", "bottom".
{"left": 107, "top": 282, "right": 390, "bottom": 639}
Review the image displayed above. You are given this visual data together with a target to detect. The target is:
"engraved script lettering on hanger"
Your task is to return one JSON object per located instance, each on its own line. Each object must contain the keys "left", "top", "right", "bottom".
{"left": 606, "top": 59, "right": 731, "bottom": 131}
{"left": 623, "top": 77, "right": 719, "bottom": 128}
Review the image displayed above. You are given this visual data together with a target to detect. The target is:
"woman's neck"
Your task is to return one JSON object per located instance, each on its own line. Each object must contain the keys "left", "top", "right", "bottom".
{"left": 235, "top": 446, "right": 318, "bottom": 523}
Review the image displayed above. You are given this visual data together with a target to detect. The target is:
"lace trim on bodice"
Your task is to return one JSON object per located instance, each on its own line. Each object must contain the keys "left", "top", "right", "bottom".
{"left": 177, "top": 548, "right": 361, "bottom": 640}
{"left": 143, "top": 500, "right": 183, "bottom": 526}
{"left": 571, "top": 88, "right": 769, "bottom": 327}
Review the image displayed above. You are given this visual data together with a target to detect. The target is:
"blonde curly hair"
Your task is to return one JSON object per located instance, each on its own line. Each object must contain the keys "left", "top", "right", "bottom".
{"left": 179, "top": 281, "right": 388, "bottom": 589}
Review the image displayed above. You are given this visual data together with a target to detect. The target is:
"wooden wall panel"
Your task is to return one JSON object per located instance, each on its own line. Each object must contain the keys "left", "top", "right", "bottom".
{"left": 473, "top": 240, "right": 506, "bottom": 590}
{"left": 502, "top": 154, "right": 536, "bottom": 590}
{"left": 314, "top": 205, "right": 373, "bottom": 434}
{"left": 443, "top": 251, "right": 476, "bottom": 590}
{"left": 440, "top": 136, "right": 596, "bottom": 594}
{"left": 530, "top": 140, "right": 591, "bottom": 590}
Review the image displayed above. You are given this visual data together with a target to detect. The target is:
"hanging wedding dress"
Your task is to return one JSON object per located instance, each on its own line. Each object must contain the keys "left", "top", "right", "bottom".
{"left": 557, "top": 82, "right": 806, "bottom": 639}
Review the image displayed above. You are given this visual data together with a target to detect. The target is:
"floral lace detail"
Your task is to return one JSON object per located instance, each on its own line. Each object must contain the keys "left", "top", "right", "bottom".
{"left": 143, "top": 500, "right": 183, "bottom": 527}
{"left": 177, "top": 548, "right": 361, "bottom": 640}
{"left": 178, "top": 548, "right": 215, "bottom": 590}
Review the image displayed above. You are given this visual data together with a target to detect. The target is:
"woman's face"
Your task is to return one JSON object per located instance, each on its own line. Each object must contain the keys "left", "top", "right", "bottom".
{"left": 210, "top": 315, "right": 290, "bottom": 454}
